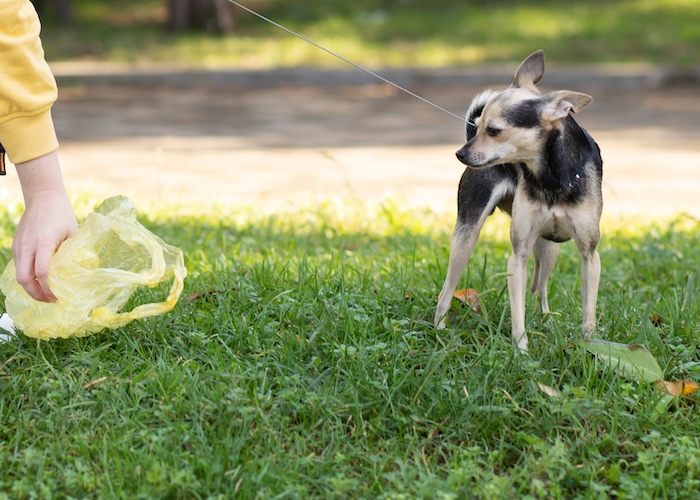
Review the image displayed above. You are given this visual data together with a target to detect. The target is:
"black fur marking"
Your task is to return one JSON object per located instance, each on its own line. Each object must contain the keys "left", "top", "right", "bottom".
{"left": 521, "top": 115, "right": 602, "bottom": 207}
{"left": 504, "top": 99, "right": 540, "bottom": 128}
{"left": 466, "top": 105, "right": 486, "bottom": 140}
{"left": 457, "top": 164, "right": 517, "bottom": 227}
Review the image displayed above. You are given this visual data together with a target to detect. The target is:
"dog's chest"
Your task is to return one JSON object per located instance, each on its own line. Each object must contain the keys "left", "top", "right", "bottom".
{"left": 521, "top": 165, "right": 587, "bottom": 207}
{"left": 514, "top": 183, "right": 596, "bottom": 243}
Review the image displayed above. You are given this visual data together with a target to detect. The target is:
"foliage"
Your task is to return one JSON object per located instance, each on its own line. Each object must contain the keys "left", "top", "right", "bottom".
{"left": 2, "top": 200, "right": 700, "bottom": 497}
{"left": 38, "top": 0, "right": 700, "bottom": 66}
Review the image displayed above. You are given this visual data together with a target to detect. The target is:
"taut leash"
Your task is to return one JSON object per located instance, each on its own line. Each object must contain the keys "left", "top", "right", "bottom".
{"left": 226, "top": 1, "right": 468, "bottom": 124}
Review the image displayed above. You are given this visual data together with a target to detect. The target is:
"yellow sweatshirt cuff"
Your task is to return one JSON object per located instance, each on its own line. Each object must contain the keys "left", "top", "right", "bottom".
{"left": 0, "top": 106, "right": 59, "bottom": 165}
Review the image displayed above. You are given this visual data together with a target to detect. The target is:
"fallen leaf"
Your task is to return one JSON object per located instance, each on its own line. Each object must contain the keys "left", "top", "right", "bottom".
{"left": 656, "top": 379, "right": 700, "bottom": 397}
{"left": 83, "top": 376, "right": 110, "bottom": 389}
{"left": 649, "top": 314, "right": 664, "bottom": 327}
{"left": 536, "top": 382, "right": 561, "bottom": 398}
{"left": 453, "top": 288, "right": 481, "bottom": 313}
{"left": 681, "top": 380, "right": 700, "bottom": 395}
{"left": 582, "top": 339, "right": 664, "bottom": 383}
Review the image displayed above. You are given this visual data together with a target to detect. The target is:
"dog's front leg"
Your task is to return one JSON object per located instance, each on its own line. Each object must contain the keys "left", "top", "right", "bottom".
{"left": 508, "top": 250, "right": 530, "bottom": 352}
{"left": 507, "top": 219, "right": 538, "bottom": 352}
{"left": 580, "top": 249, "right": 601, "bottom": 338}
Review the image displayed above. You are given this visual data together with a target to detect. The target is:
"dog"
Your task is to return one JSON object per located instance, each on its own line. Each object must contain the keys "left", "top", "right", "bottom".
{"left": 434, "top": 50, "right": 603, "bottom": 352}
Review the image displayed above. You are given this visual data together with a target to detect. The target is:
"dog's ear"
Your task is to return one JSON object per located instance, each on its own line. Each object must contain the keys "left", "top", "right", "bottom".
{"left": 541, "top": 91, "right": 593, "bottom": 123}
{"left": 511, "top": 50, "right": 545, "bottom": 89}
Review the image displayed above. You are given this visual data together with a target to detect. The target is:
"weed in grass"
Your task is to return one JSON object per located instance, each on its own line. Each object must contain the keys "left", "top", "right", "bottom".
{"left": 1, "top": 200, "right": 700, "bottom": 497}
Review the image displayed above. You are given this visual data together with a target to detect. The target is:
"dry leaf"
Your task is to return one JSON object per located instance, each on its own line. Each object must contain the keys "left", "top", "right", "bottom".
{"left": 649, "top": 314, "right": 664, "bottom": 327}
{"left": 453, "top": 288, "right": 481, "bottom": 313}
{"left": 83, "top": 376, "right": 110, "bottom": 389}
{"left": 536, "top": 382, "right": 561, "bottom": 398}
{"left": 657, "top": 379, "right": 700, "bottom": 397}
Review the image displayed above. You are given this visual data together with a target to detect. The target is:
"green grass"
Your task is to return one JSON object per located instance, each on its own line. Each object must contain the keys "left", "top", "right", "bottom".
{"left": 2, "top": 199, "right": 700, "bottom": 497}
{"left": 39, "top": 0, "right": 700, "bottom": 67}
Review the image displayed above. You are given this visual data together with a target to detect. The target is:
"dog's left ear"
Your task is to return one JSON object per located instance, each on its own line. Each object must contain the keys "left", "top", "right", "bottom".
{"left": 541, "top": 91, "right": 593, "bottom": 123}
{"left": 512, "top": 50, "right": 545, "bottom": 90}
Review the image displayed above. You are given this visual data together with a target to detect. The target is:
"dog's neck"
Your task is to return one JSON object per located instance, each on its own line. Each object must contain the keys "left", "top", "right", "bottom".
{"left": 519, "top": 115, "right": 598, "bottom": 205}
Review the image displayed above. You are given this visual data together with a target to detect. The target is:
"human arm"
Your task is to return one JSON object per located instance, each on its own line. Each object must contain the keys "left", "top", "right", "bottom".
{"left": 13, "top": 151, "right": 77, "bottom": 302}
{"left": 0, "top": 1, "right": 76, "bottom": 301}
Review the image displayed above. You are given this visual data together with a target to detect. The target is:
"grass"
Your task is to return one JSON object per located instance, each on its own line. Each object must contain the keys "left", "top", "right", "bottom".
{"left": 2, "top": 198, "right": 700, "bottom": 497}
{"left": 39, "top": 0, "right": 700, "bottom": 67}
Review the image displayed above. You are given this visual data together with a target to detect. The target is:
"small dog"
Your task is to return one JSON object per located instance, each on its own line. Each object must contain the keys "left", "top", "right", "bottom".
{"left": 434, "top": 50, "right": 603, "bottom": 352}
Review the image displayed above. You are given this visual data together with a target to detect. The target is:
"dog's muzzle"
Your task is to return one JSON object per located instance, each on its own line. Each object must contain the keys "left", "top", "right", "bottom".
{"left": 456, "top": 145, "right": 492, "bottom": 168}
{"left": 455, "top": 146, "right": 470, "bottom": 165}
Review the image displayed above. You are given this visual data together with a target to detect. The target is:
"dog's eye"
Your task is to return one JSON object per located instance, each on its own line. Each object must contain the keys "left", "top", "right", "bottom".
{"left": 486, "top": 126, "right": 501, "bottom": 137}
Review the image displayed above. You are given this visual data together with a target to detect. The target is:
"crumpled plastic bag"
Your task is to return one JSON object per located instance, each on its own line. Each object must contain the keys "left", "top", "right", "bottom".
{"left": 0, "top": 196, "right": 187, "bottom": 340}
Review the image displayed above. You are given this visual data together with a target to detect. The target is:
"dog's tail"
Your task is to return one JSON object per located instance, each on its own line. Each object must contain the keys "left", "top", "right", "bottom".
{"left": 465, "top": 89, "right": 500, "bottom": 141}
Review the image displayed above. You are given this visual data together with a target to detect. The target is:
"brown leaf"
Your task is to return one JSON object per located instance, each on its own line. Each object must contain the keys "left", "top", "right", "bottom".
{"left": 657, "top": 379, "right": 700, "bottom": 397}
{"left": 453, "top": 288, "right": 481, "bottom": 313}
{"left": 680, "top": 380, "right": 700, "bottom": 395}
{"left": 649, "top": 314, "right": 664, "bottom": 327}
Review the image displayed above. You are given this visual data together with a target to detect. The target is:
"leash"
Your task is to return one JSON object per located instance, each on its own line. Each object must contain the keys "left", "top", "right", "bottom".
{"left": 226, "top": 0, "right": 468, "bottom": 124}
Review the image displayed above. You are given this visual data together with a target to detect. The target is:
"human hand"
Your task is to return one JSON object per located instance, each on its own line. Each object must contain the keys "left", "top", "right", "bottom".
{"left": 14, "top": 151, "right": 77, "bottom": 302}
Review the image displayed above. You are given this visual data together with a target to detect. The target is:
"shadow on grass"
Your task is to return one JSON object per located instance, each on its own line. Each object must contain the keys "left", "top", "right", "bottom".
{"left": 1, "top": 204, "right": 700, "bottom": 497}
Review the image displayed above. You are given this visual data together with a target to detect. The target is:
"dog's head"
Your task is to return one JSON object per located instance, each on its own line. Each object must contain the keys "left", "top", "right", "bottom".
{"left": 457, "top": 50, "right": 593, "bottom": 168}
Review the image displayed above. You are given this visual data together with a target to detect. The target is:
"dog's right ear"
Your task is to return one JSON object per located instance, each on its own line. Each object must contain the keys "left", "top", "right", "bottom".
{"left": 541, "top": 91, "right": 593, "bottom": 124}
{"left": 511, "top": 50, "right": 545, "bottom": 90}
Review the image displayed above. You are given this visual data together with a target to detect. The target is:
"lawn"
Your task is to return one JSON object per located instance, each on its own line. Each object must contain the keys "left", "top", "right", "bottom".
{"left": 39, "top": 0, "right": 700, "bottom": 67}
{"left": 1, "top": 199, "right": 700, "bottom": 497}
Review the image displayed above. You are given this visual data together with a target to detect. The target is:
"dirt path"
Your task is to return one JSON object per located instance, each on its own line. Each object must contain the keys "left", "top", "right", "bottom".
{"left": 6, "top": 77, "right": 698, "bottom": 219}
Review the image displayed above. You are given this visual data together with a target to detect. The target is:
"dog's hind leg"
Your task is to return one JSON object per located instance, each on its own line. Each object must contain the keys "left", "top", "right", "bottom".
{"left": 435, "top": 171, "right": 515, "bottom": 329}
{"left": 530, "top": 237, "right": 560, "bottom": 313}
{"left": 435, "top": 223, "right": 482, "bottom": 329}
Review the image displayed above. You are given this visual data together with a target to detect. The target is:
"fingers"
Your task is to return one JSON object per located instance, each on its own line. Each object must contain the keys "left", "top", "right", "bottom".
{"left": 34, "top": 245, "right": 57, "bottom": 302}
{"left": 14, "top": 246, "right": 58, "bottom": 303}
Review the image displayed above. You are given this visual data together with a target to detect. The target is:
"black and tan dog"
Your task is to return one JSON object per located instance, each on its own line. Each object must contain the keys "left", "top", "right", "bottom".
{"left": 434, "top": 50, "right": 603, "bottom": 352}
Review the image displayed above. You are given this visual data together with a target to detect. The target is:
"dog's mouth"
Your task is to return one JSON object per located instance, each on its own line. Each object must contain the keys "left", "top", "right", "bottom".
{"left": 455, "top": 146, "right": 500, "bottom": 168}
{"left": 455, "top": 150, "right": 498, "bottom": 169}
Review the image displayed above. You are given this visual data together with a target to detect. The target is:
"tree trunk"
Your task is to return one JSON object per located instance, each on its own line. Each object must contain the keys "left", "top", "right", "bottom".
{"left": 168, "top": 0, "right": 234, "bottom": 33}
{"left": 31, "top": 0, "right": 74, "bottom": 25}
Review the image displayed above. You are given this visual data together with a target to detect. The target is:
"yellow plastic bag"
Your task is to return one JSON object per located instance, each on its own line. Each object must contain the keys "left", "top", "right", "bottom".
{"left": 0, "top": 196, "right": 187, "bottom": 340}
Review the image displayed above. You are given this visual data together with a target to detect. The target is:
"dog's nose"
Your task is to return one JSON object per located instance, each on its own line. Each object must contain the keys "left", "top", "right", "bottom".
{"left": 455, "top": 148, "right": 468, "bottom": 163}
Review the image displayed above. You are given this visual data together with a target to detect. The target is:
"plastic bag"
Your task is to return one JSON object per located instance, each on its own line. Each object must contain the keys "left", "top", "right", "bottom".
{"left": 0, "top": 196, "right": 187, "bottom": 340}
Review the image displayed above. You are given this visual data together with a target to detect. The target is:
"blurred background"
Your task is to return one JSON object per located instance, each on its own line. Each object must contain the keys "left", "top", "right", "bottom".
{"left": 34, "top": 0, "right": 699, "bottom": 68}
{"left": 19, "top": 0, "right": 700, "bottom": 218}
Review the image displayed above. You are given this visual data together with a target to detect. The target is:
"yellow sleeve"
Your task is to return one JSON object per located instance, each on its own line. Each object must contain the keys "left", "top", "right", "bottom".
{"left": 0, "top": 0, "right": 59, "bottom": 165}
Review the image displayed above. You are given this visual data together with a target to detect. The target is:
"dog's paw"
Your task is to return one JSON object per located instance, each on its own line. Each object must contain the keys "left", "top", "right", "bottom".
{"left": 514, "top": 334, "right": 529, "bottom": 353}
